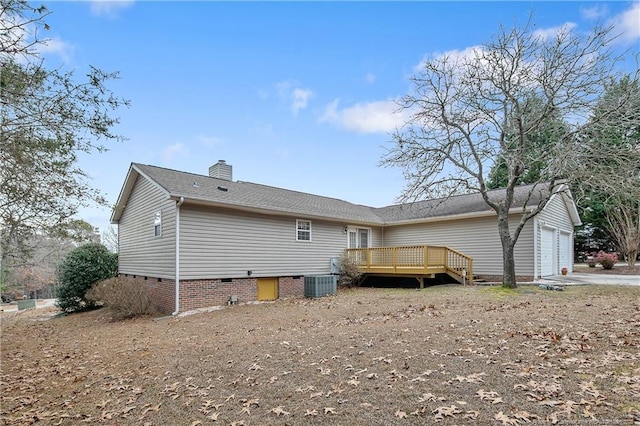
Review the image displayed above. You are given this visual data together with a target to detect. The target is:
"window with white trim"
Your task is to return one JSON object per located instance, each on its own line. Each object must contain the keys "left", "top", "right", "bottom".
{"left": 296, "top": 219, "right": 311, "bottom": 241}
{"left": 153, "top": 211, "right": 162, "bottom": 237}
{"left": 347, "top": 227, "right": 370, "bottom": 248}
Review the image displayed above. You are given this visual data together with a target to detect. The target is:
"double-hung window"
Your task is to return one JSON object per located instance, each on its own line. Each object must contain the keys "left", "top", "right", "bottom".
{"left": 153, "top": 211, "right": 162, "bottom": 237}
{"left": 296, "top": 219, "right": 311, "bottom": 241}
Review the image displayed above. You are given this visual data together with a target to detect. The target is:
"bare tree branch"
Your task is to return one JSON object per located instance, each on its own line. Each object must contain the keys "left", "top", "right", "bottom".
{"left": 381, "top": 14, "right": 637, "bottom": 287}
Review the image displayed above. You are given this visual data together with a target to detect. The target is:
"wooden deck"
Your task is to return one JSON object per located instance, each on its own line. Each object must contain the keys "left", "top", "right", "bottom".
{"left": 345, "top": 245, "right": 473, "bottom": 286}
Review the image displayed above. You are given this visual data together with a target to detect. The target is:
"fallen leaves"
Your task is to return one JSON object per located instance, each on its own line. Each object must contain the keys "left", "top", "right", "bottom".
{"left": 1, "top": 286, "right": 638, "bottom": 425}
{"left": 432, "top": 405, "right": 461, "bottom": 421}
{"left": 495, "top": 410, "right": 519, "bottom": 425}
{"left": 269, "top": 406, "right": 289, "bottom": 416}
{"left": 476, "top": 389, "right": 503, "bottom": 404}
{"left": 394, "top": 409, "right": 407, "bottom": 418}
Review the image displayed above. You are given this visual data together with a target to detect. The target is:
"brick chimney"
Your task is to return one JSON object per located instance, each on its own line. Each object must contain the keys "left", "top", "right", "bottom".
{"left": 209, "top": 160, "right": 232, "bottom": 181}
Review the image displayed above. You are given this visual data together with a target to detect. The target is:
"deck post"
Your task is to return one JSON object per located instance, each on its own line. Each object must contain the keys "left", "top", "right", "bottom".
{"left": 423, "top": 246, "right": 428, "bottom": 273}
{"left": 393, "top": 247, "right": 398, "bottom": 272}
{"left": 417, "top": 276, "right": 424, "bottom": 289}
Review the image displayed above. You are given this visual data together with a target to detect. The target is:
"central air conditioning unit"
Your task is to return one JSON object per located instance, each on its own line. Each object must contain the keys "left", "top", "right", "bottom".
{"left": 304, "top": 275, "right": 337, "bottom": 298}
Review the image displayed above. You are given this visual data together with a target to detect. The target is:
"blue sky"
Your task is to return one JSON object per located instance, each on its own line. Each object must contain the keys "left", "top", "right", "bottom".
{"left": 37, "top": 1, "right": 640, "bottom": 233}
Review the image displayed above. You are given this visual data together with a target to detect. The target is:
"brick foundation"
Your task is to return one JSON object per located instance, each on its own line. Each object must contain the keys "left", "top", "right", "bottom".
{"left": 121, "top": 274, "right": 305, "bottom": 314}
{"left": 180, "top": 278, "right": 258, "bottom": 311}
{"left": 121, "top": 274, "right": 176, "bottom": 314}
{"left": 278, "top": 276, "right": 304, "bottom": 298}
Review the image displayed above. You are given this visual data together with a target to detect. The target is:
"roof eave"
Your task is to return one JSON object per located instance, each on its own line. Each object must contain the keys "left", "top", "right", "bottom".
{"left": 110, "top": 163, "right": 172, "bottom": 224}
{"left": 559, "top": 188, "right": 582, "bottom": 226}
{"left": 383, "top": 205, "right": 537, "bottom": 226}
{"left": 167, "top": 195, "right": 384, "bottom": 226}
{"left": 110, "top": 165, "right": 140, "bottom": 224}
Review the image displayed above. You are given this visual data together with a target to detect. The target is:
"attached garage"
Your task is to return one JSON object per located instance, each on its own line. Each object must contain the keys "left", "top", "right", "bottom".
{"left": 540, "top": 227, "right": 556, "bottom": 277}
{"left": 535, "top": 190, "right": 580, "bottom": 279}
{"left": 559, "top": 232, "right": 571, "bottom": 272}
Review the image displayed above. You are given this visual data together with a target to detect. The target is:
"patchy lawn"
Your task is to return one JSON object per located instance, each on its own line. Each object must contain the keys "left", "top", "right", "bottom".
{"left": 1, "top": 285, "right": 639, "bottom": 425}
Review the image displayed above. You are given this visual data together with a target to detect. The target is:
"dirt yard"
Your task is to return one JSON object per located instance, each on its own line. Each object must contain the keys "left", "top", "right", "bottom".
{"left": 1, "top": 284, "right": 639, "bottom": 425}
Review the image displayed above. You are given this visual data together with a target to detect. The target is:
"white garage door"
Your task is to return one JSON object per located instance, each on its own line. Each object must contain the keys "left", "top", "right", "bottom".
{"left": 540, "top": 228, "right": 555, "bottom": 276}
{"left": 559, "top": 232, "right": 571, "bottom": 272}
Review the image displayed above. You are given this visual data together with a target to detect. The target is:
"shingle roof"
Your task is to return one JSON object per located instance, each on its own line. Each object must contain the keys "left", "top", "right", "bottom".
{"left": 133, "top": 163, "right": 383, "bottom": 224}
{"left": 113, "top": 163, "right": 560, "bottom": 225}
{"left": 375, "top": 185, "right": 549, "bottom": 223}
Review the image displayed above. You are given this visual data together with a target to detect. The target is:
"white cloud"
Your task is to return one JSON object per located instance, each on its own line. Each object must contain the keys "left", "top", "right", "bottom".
{"left": 580, "top": 4, "right": 609, "bottom": 20}
{"left": 319, "top": 99, "right": 406, "bottom": 134}
{"left": 276, "top": 80, "right": 314, "bottom": 115}
{"left": 415, "top": 45, "right": 483, "bottom": 73}
{"left": 319, "top": 99, "right": 340, "bottom": 123}
{"left": 609, "top": 2, "right": 640, "bottom": 43}
{"left": 276, "top": 80, "right": 294, "bottom": 97}
{"left": 161, "top": 143, "right": 188, "bottom": 163}
{"left": 291, "top": 88, "right": 313, "bottom": 115}
{"left": 533, "top": 22, "right": 577, "bottom": 41}
{"left": 89, "top": 0, "right": 135, "bottom": 17}
{"left": 1, "top": 14, "right": 74, "bottom": 63}
{"left": 39, "top": 36, "right": 74, "bottom": 61}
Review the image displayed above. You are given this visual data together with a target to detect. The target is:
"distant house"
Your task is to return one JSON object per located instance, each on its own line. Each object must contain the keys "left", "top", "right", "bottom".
{"left": 111, "top": 161, "right": 581, "bottom": 314}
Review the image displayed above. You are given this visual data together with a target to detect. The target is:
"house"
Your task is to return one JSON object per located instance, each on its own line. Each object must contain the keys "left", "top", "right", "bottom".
{"left": 111, "top": 161, "right": 581, "bottom": 314}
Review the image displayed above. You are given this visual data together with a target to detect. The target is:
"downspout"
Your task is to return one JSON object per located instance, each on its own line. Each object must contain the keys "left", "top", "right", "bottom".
{"left": 172, "top": 197, "right": 185, "bottom": 316}
{"left": 533, "top": 218, "right": 539, "bottom": 280}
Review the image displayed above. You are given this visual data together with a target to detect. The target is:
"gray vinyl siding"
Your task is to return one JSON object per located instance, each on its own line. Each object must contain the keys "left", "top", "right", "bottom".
{"left": 179, "top": 205, "right": 358, "bottom": 279}
{"left": 370, "top": 228, "right": 383, "bottom": 247}
{"left": 118, "top": 176, "right": 176, "bottom": 278}
{"left": 537, "top": 194, "right": 575, "bottom": 231}
{"left": 383, "top": 215, "right": 535, "bottom": 276}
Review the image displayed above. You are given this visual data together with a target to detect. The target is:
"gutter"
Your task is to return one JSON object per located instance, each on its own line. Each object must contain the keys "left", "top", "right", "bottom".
{"left": 172, "top": 197, "right": 185, "bottom": 316}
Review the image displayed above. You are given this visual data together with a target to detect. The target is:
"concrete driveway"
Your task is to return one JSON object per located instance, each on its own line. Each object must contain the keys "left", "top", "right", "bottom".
{"left": 539, "top": 273, "right": 639, "bottom": 286}
{"left": 0, "top": 298, "right": 58, "bottom": 313}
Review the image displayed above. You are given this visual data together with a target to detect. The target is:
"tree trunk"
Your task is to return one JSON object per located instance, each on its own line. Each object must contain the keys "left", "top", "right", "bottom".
{"left": 498, "top": 213, "right": 517, "bottom": 288}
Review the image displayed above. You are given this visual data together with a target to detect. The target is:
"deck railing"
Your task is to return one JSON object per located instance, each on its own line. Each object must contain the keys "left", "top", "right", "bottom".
{"left": 345, "top": 245, "right": 473, "bottom": 285}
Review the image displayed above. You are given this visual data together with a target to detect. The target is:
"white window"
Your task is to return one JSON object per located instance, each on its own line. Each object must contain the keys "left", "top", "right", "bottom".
{"left": 153, "top": 211, "right": 162, "bottom": 237}
{"left": 296, "top": 219, "right": 311, "bottom": 241}
{"left": 347, "top": 227, "right": 370, "bottom": 248}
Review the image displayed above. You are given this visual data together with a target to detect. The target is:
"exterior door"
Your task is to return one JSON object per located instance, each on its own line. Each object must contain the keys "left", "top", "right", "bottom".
{"left": 347, "top": 227, "right": 370, "bottom": 265}
{"left": 559, "top": 232, "right": 571, "bottom": 272}
{"left": 540, "top": 227, "right": 556, "bottom": 276}
{"left": 347, "top": 227, "right": 370, "bottom": 249}
{"left": 257, "top": 278, "right": 278, "bottom": 301}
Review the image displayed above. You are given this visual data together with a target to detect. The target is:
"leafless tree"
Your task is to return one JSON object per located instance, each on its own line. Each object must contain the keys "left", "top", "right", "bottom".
{"left": 102, "top": 225, "right": 119, "bottom": 253}
{"left": 605, "top": 200, "right": 639, "bottom": 266}
{"left": 382, "top": 17, "right": 639, "bottom": 287}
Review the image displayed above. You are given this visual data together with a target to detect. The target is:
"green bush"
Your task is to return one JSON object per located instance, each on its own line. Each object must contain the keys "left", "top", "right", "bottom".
{"left": 86, "top": 277, "right": 156, "bottom": 320}
{"left": 56, "top": 243, "right": 117, "bottom": 312}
